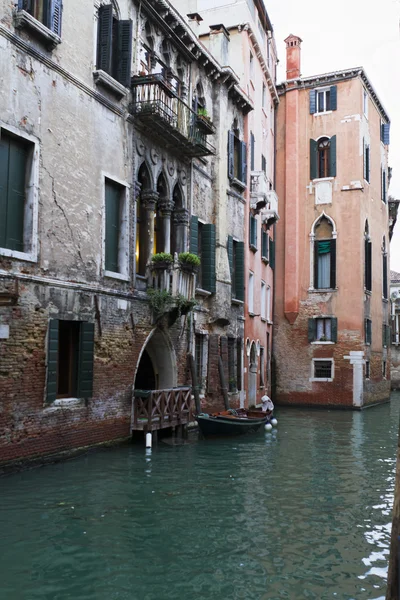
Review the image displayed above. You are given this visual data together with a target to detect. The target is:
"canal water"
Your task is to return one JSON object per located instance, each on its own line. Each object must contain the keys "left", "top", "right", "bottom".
{"left": 1, "top": 397, "right": 399, "bottom": 600}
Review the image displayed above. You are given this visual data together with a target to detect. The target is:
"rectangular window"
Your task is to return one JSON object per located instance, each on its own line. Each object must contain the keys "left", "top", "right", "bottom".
{"left": 261, "top": 154, "right": 267, "bottom": 174}
{"left": 250, "top": 132, "right": 255, "bottom": 171}
{"left": 365, "top": 318, "right": 372, "bottom": 344}
{"left": 249, "top": 214, "right": 257, "bottom": 250}
{"left": 236, "top": 338, "right": 242, "bottom": 391}
{"left": 308, "top": 317, "right": 337, "bottom": 342}
{"left": 248, "top": 272, "right": 254, "bottom": 314}
{"left": 46, "top": 320, "right": 95, "bottom": 403}
{"left": 195, "top": 333, "right": 204, "bottom": 384}
{"left": 259, "top": 346, "right": 265, "bottom": 387}
{"left": 228, "top": 337, "right": 236, "bottom": 392}
{"left": 382, "top": 361, "right": 387, "bottom": 379}
{"left": 382, "top": 168, "right": 387, "bottom": 203}
{"left": 365, "top": 238, "right": 372, "bottom": 292}
{"left": 383, "top": 253, "right": 388, "bottom": 300}
{"left": 363, "top": 89, "right": 368, "bottom": 118}
{"left": 261, "top": 281, "right": 266, "bottom": 319}
{"left": 365, "top": 361, "right": 370, "bottom": 379}
{"left": 228, "top": 131, "right": 247, "bottom": 184}
{"left": 312, "top": 359, "right": 333, "bottom": 380}
{"left": 96, "top": 5, "right": 133, "bottom": 87}
{"left": 310, "top": 86, "right": 337, "bottom": 114}
{"left": 314, "top": 239, "right": 336, "bottom": 290}
{"left": 228, "top": 238, "right": 245, "bottom": 301}
{"left": 262, "top": 230, "right": 269, "bottom": 261}
{"left": 266, "top": 285, "right": 271, "bottom": 322}
{"left": 317, "top": 88, "right": 331, "bottom": 113}
{"left": 104, "top": 178, "right": 128, "bottom": 277}
{"left": 0, "top": 128, "right": 37, "bottom": 260}
{"left": 382, "top": 323, "right": 390, "bottom": 347}
{"left": 364, "top": 142, "right": 370, "bottom": 182}
{"left": 18, "top": 0, "right": 63, "bottom": 36}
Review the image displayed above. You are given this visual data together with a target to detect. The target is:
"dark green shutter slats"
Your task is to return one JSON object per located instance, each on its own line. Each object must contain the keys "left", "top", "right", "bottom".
{"left": 234, "top": 241, "right": 245, "bottom": 301}
{"left": 49, "top": 0, "right": 62, "bottom": 36}
{"left": 250, "top": 215, "right": 257, "bottom": 248}
{"left": 262, "top": 230, "right": 268, "bottom": 259}
{"left": 97, "top": 4, "right": 113, "bottom": 73}
{"left": 310, "top": 139, "right": 317, "bottom": 180}
{"left": 228, "top": 131, "right": 234, "bottom": 179}
{"left": 365, "top": 319, "right": 372, "bottom": 344}
{"left": 383, "top": 123, "right": 390, "bottom": 145}
{"left": 19, "top": 0, "right": 32, "bottom": 10}
{"left": 46, "top": 319, "right": 59, "bottom": 404}
{"left": 309, "top": 90, "right": 316, "bottom": 114}
{"left": 116, "top": 20, "right": 133, "bottom": 86}
{"left": 329, "top": 135, "right": 337, "bottom": 177}
{"left": 382, "top": 170, "right": 386, "bottom": 203}
{"left": 383, "top": 254, "right": 388, "bottom": 299}
{"left": 330, "top": 86, "right": 337, "bottom": 111}
{"left": 78, "top": 322, "right": 95, "bottom": 398}
{"left": 0, "top": 135, "right": 26, "bottom": 252}
{"left": 0, "top": 138, "right": 9, "bottom": 248}
{"left": 365, "top": 240, "right": 372, "bottom": 291}
{"left": 331, "top": 317, "right": 338, "bottom": 342}
{"left": 269, "top": 237, "right": 275, "bottom": 270}
{"left": 105, "top": 181, "right": 120, "bottom": 272}
{"left": 240, "top": 141, "right": 247, "bottom": 184}
{"left": 190, "top": 215, "right": 198, "bottom": 255}
{"left": 314, "top": 241, "right": 319, "bottom": 287}
{"left": 227, "top": 235, "right": 233, "bottom": 277}
{"left": 330, "top": 239, "right": 336, "bottom": 289}
{"left": 308, "top": 318, "right": 316, "bottom": 342}
{"left": 250, "top": 132, "right": 255, "bottom": 171}
{"left": 202, "top": 224, "right": 216, "bottom": 293}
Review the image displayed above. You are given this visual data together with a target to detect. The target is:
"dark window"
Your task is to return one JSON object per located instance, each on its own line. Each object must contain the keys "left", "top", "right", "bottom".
{"left": 310, "top": 86, "right": 337, "bottom": 114}
{"left": 310, "top": 136, "right": 336, "bottom": 179}
{"left": 228, "top": 130, "right": 247, "bottom": 184}
{"left": 97, "top": 4, "right": 133, "bottom": 87}
{"left": 382, "top": 323, "right": 390, "bottom": 348}
{"left": 228, "top": 338, "right": 236, "bottom": 391}
{"left": 249, "top": 214, "right": 257, "bottom": 250}
{"left": 261, "top": 230, "right": 269, "bottom": 261}
{"left": 228, "top": 238, "right": 245, "bottom": 301}
{"left": 308, "top": 317, "right": 338, "bottom": 342}
{"left": 365, "top": 318, "right": 372, "bottom": 344}
{"left": 46, "top": 320, "right": 95, "bottom": 403}
{"left": 250, "top": 132, "right": 255, "bottom": 171}
{"left": 317, "top": 89, "right": 330, "bottom": 112}
{"left": 259, "top": 346, "right": 265, "bottom": 387}
{"left": 364, "top": 142, "right": 370, "bottom": 182}
{"left": 365, "top": 237, "right": 372, "bottom": 292}
{"left": 318, "top": 138, "right": 330, "bottom": 178}
{"left": 195, "top": 334, "right": 204, "bottom": 383}
{"left": 382, "top": 168, "right": 387, "bottom": 203}
{"left": 382, "top": 361, "right": 387, "bottom": 378}
{"left": 105, "top": 179, "right": 123, "bottom": 273}
{"left": 18, "top": 0, "right": 62, "bottom": 36}
{"left": 365, "top": 361, "right": 370, "bottom": 379}
{"left": 314, "top": 239, "right": 336, "bottom": 289}
{"left": 192, "top": 221, "right": 216, "bottom": 293}
{"left": 314, "top": 360, "right": 332, "bottom": 379}
{"left": 383, "top": 252, "right": 388, "bottom": 299}
{"left": 261, "top": 154, "right": 267, "bottom": 173}
{"left": 0, "top": 132, "right": 30, "bottom": 252}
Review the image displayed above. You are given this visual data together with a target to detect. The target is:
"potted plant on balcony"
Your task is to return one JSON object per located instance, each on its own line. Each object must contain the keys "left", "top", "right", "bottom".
{"left": 178, "top": 252, "right": 200, "bottom": 273}
{"left": 150, "top": 252, "right": 174, "bottom": 271}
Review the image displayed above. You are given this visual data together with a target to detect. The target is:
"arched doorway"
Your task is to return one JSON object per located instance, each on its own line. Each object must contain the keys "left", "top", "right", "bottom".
{"left": 248, "top": 342, "right": 257, "bottom": 407}
{"left": 134, "top": 329, "right": 176, "bottom": 391}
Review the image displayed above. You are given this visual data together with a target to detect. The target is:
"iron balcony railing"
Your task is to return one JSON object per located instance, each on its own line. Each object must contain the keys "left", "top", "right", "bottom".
{"left": 131, "top": 74, "right": 215, "bottom": 157}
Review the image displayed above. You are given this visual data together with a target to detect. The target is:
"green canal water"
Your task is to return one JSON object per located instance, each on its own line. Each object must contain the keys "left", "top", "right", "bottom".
{"left": 1, "top": 397, "right": 400, "bottom": 600}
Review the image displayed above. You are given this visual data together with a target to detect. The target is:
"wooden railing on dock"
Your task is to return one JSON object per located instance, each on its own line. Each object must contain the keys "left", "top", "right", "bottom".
{"left": 133, "top": 387, "right": 193, "bottom": 431}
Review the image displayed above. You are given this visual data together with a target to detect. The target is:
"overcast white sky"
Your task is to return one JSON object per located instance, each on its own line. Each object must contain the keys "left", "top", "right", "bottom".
{"left": 266, "top": 0, "right": 400, "bottom": 271}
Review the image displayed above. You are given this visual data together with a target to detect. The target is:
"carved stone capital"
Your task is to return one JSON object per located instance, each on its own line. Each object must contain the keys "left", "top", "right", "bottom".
{"left": 141, "top": 191, "right": 158, "bottom": 211}
{"left": 173, "top": 208, "right": 189, "bottom": 225}
{"left": 158, "top": 198, "right": 174, "bottom": 216}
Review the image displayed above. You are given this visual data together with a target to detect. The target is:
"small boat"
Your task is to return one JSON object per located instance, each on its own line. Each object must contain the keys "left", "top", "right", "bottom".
{"left": 197, "top": 408, "right": 272, "bottom": 437}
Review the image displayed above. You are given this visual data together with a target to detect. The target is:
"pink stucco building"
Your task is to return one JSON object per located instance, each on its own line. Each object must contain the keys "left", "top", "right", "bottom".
{"left": 274, "top": 35, "right": 392, "bottom": 408}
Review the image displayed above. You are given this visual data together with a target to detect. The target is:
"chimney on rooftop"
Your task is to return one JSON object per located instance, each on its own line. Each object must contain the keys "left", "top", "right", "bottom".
{"left": 284, "top": 34, "right": 302, "bottom": 80}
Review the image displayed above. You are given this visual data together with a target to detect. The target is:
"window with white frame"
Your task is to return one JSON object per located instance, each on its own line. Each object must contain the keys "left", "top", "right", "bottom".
{"left": 261, "top": 281, "right": 266, "bottom": 319}
{"left": 316, "top": 88, "right": 331, "bottom": 113}
{"left": 308, "top": 317, "right": 337, "bottom": 342}
{"left": 248, "top": 272, "right": 254, "bottom": 314}
{"left": 0, "top": 125, "right": 39, "bottom": 262}
{"left": 259, "top": 346, "right": 265, "bottom": 387}
{"left": 311, "top": 358, "right": 334, "bottom": 381}
{"left": 17, "top": 0, "right": 63, "bottom": 37}
{"left": 104, "top": 177, "right": 129, "bottom": 279}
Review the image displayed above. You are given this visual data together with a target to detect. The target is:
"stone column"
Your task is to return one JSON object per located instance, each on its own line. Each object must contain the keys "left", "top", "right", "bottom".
{"left": 158, "top": 197, "right": 174, "bottom": 254}
{"left": 172, "top": 208, "right": 189, "bottom": 255}
{"left": 141, "top": 190, "right": 158, "bottom": 269}
{"left": 343, "top": 351, "right": 365, "bottom": 408}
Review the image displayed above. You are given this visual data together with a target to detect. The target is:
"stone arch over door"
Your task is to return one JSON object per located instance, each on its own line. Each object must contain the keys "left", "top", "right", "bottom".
{"left": 248, "top": 342, "right": 257, "bottom": 407}
{"left": 134, "top": 329, "right": 177, "bottom": 391}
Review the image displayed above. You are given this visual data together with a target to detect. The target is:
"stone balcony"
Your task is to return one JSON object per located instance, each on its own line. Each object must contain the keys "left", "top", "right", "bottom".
{"left": 250, "top": 171, "right": 279, "bottom": 226}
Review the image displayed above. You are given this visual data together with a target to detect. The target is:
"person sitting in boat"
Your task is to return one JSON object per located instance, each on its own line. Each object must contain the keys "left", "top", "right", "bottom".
{"left": 261, "top": 394, "right": 274, "bottom": 413}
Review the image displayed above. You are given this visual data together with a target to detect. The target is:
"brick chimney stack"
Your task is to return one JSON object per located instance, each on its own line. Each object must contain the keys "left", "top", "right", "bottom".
{"left": 284, "top": 34, "right": 302, "bottom": 80}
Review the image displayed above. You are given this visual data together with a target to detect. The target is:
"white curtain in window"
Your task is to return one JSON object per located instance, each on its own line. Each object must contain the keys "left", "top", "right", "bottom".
{"left": 316, "top": 318, "right": 331, "bottom": 340}
{"left": 318, "top": 253, "right": 331, "bottom": 288}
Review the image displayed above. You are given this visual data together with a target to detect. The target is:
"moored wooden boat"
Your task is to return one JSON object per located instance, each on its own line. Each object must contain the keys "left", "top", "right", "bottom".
{"left": 197, "top": 409, "right": 272, "bottom": 437}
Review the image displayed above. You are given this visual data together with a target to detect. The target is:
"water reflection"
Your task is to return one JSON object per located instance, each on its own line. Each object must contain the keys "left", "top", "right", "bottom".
{"left": 0, "top": 396, "right": 399, "bottom": 599}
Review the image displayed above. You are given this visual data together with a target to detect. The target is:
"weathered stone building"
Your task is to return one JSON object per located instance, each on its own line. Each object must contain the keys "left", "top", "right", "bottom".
{"left": 0, "top": 0, "right": 253, "bottom": 466}
{"left": 274, "top": 35, "right": 393, "bottom": 408}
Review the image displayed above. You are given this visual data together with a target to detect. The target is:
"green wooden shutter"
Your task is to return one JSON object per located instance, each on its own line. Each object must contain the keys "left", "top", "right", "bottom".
{"left": 49, "top": 0, "right": 62, "bottom": 36}
{"left": 115, "top": 20, "right": 133, "bottom": 86}
{"left": 382, "top": 169, "right": 386, "bottom": 203}
{"left": 240, "top": 141, "right": 247, "bottom": 184}
{"left": 235, "top": 241, "right": 245, "bottom": 301}
{"left": 77, "top": 322, "right": 95, "bottom": 398}
{"left": 330, "top": 239, "right": 336, "bottom": 289}
{"left": 202, "top": 224, "right": 216, "bottom": 293}
{"left": 330, "top": 86, "right": 337, "bottom": 110}
{"left": 329, "top": 135, "right": 337, "bottom": 177}
{"left": 309, "top": 89, "right": 316, "bottom": 114}
{"left": 365, "top": 240, "right": 372, "bottom": 291}
{"left": 0, "top": 136, "right": 9, "bottom": 248}
{"left": 314, "top": 241, "right": 319, "bottom": 288}
{"left": 190, "top": 215, "right": 198, "bottom": 254}
{"left": 46, "top": 319, "right": 59, "bottom": 404}
{"left": 310, "top": 139, "right": 317, "bottom": 179}
{"left": 227, "top": 235, "right": 233, "bottom": 277}
{"left": 227, "top": 131, "right": 234, "bottom": 179}
{"left": 6, "top": 138, "right": 26, "bottom": 252}
{"left": 105, "top": 181, "right": 120, "bottom": 272}
{"left": 269, "top": 237, "right": 275, "bottom": 270}
{"left": 97, "top": 4, "right": 113, "bottom": 73}
{"left": 262, "top": 230, "right": 268, "bottom": 259}
{"left": 331, "top": 317, "right": 338, "bottom": 342}
{"left": 383, "top": 123, "right": 390, "bottom": 145}
{"left": 308, "top": 318, "right": 316, "bottom": 342}
{"left": 249, "top": 215, "right": 257, "bottom": 248}
{"left": 250, "top": 132, "right": 255, "bottom": 171}
{"left": 383, "top": 254, "right": 388, "bottom": 299}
